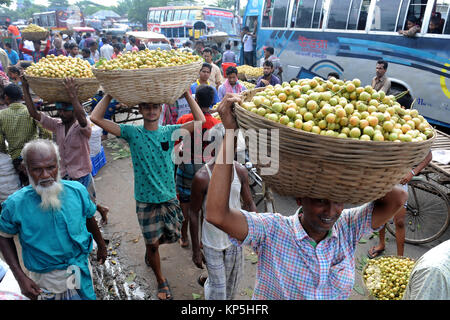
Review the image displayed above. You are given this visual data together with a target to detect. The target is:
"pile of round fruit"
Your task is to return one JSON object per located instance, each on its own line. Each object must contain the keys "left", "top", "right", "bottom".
{"left": 25, "top": 55, "right": 94, "bottom": 78}
{"left": 237, "top": 65, "right": 264, "bottom": 78}
{"left": 242, "top": 77, "right": 434, "bottom": 142}
{"left": 95, "top": 48, "right": 202, "bottom": 70}
{"left": 22, "top": 23, "right": 47, "bottom": 33}
{"left": 363, "top": 256, "right": 415, "bottom": 300}
{"left": 241, "top": 81, "right": 256, "bottom": 90}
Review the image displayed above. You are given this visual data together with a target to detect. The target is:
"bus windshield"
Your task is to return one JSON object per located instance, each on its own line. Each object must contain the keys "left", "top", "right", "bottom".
{"left": 203, "top": 9, "right": 237, "bottom": 35}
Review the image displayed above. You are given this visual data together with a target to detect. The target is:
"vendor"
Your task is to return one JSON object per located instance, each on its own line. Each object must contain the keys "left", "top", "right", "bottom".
{"left": 205, "top": 93, "right": 409, "bottom": 300}
{"left": 19, "top": 37, "right": 51, "bottom": 63}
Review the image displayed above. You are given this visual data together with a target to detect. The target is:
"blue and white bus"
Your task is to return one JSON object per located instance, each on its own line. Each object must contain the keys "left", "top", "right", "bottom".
{"left": 243, "top": 0, "right": 450, "bottom": 128}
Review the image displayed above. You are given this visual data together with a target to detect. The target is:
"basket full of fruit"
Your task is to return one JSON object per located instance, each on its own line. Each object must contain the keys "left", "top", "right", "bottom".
{"left": 237, "top": 65, "right": 264, "bottom": 81}
{"left": 92, "top": 48, "right": 203, "bottom": 106}
{"left": 362, "top": 255, "right": 415, "bottom": 300}
{"left": 21, "top": 24, "right": 49, "bottom": 41}
{"left": 234, "top": 77, "right": 435, "bottom": 204}
{"left": 24, "top": 55, "right": 99, "bottom": 103}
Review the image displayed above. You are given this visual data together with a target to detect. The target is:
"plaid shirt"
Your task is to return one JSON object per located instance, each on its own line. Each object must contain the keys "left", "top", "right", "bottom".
{"left": 0, "top": 103, "right": 39, "bottom": 159}
{"left": 233, "top": 203, "right": 376, "bottom": 300}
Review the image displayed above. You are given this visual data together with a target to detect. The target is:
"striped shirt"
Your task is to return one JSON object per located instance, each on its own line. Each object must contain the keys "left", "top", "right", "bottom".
{"left": 0, "top": 103, "right": 39, "bottom": 159}
{"left": 232, "top": 203, "right": 376, "bottom": 300}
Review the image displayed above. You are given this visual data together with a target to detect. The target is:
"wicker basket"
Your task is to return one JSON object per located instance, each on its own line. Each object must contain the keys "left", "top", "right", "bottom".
{"left": 234, "top": 88, "right": 435, "bottom": 204}
{"left": 24, "top": 75, "right": 100, "bottom": 103}
{"left": 362, "top": 255, "right": 415, "bottom": 300}
{"left": 92, "top": 60, "right": 203, "bottom": 106}
{"left": 21, "top": 31, "right": 49, "bottom": 41}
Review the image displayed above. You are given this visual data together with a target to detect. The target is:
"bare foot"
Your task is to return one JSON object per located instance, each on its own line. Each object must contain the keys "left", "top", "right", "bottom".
{"left": 179, "top": 238, "right": 189, "bottom": 248}
{"left": 97, "top": 204, "right": 109, "bottom": 225}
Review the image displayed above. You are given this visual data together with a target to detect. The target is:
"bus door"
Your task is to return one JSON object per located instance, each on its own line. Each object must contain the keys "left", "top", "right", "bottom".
{"left": 241, "top": 0, "right": 264, "bottom": 65}
{"left": 193, "top": 21, "right": 207, "bottom": 39}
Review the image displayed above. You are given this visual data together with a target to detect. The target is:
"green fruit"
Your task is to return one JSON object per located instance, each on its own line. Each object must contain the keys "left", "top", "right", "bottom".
{"left": 272, "top": 102, "right": 283, "bottom": 113}
{"left": 286, "top": 107, "right": 297, "bottom": 118}
{"left": 257, "top": 107, "right": 267, "bottom": 116}
{"left": 295, "top": 98, "right": 306, "bottom": 108}
{"left": 302, "top": 111, "right": 313, "bottom": 121}
{"left": 363, "top": 126, "right": 375, "bottom": 137}
{"left": 279, "top": 115, "right": 290, "bottom": 125}
{"left": 350, "top": 127, "right": 361, "bottom": 138}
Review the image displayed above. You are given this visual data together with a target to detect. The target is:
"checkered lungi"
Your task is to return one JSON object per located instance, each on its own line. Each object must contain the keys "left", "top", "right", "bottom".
{"left": 136, "top": 198, "right": 184, "bottom": 245}
{"left": 203, "top": 245, "right": 243, "bottom": 300}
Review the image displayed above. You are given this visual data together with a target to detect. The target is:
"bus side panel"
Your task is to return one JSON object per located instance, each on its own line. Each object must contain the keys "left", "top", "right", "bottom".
{"left": 255, "top": 29, "right": 450, "bottom": 127}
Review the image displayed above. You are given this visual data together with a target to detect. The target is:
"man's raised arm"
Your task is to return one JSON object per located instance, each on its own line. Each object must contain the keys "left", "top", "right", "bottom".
{"left": 90, "top": 94, "right": 121, "bottom": 137}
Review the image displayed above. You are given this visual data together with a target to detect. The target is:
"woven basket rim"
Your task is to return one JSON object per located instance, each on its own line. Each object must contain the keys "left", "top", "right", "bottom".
{"left": 92, "top": 59, "right": 203, "bottom": 75}
{"left": 24, "top": 75, "right": 99, "bottom": 82}
{"left": 234, "top": 102, "right": 436, "bottom": 146}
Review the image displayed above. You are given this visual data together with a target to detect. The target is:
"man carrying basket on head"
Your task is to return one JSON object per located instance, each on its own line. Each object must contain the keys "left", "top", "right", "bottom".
{"left": 90, "top": 90, "right": 206, "bottom": 300}
{"left": 205, "top": 93, "right": 409, "bottom": 300}
{"left": 19, "top": 37, "right": 51, "bottom": 64}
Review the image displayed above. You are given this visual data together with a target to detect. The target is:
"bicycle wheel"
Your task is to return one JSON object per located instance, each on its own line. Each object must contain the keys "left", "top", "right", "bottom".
{"left": 386, "top": 179, "right": 450, "bottom": 244}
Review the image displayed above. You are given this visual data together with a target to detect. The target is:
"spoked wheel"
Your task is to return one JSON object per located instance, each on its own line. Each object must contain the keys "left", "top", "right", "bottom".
{"left": 386, "top": 179, "right": 450, "bottom": 244}
{"left": 246, "top": 164, "right": 275, "bottom": 213}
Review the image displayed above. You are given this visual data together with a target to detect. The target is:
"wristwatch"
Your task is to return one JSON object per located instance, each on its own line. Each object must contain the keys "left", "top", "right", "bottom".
{"left": 411, "top": 169, "right": 416, "bottom": 176}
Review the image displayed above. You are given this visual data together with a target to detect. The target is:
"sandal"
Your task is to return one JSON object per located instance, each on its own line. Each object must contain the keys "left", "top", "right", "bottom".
{"left": 157, "top": 279, "right": 173, "bottom": 300}
{"left": 197, "top": 274, "right": 207, "bottom": 287}
{"left": 368, "top": 246, "right": 385, "bottom": 259}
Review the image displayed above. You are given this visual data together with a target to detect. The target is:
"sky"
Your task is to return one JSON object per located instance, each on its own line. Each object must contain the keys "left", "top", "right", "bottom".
{"left": 20, "top": 0, "right": 220, "bottom": 7}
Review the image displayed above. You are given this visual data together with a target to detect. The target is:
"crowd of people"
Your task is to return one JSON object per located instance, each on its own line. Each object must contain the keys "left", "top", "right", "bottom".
{"left": 0, "top": 20, "right": 448, "bottom": 302}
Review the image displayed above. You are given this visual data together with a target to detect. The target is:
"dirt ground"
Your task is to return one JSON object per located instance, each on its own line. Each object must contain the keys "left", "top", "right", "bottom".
{"left": 91, "top": 136, "right": 450, "bottom": 301}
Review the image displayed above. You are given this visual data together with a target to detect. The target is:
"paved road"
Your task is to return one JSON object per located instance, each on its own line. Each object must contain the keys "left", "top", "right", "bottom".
{"left": 92, "top": 137, "right": 450, "bottom": 300}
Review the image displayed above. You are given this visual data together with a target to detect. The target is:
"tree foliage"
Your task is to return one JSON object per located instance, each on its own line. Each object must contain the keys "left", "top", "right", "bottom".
{"left": 214, "top": 0, "right": 237, "bottom": 11}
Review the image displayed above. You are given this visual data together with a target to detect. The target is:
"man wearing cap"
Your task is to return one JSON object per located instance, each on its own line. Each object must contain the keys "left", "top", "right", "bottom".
{"left": 21, "top": 76, "right": 109, "bottom": 224}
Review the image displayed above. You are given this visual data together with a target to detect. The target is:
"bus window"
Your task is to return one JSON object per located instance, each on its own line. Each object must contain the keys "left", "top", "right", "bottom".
{"left": 272, "top": 0, "right": 290, "bottom": 27}
{"left": 174, "top": 9, "right": 181, "bottom": 21}
{"left": 399, "top": 0, "right": 427, "bottom": 32}
{"left": 347, "top": 0, "right": 371, "bottom": 30}
{"left": 371, "top": 0, "right": 403, "bottom": 32}
{"left": 167, "top": 10, "right": 174, "bottom": 21}
{"left": 292, "top": 0, "right": 322, "bottom": 29}
{"left": 188, "top": 9, "right": 201, "bottom": 20}
{"left": 262, "top": 0, "right": 271, "bottom": 27}
{"left": 432, "top": 0, "right": 449, "bottom": 34}
{"left": 179, "top": 27, "right": 185, "bottom": 37}
{"left": 312, "top": 0, "right": 325, "bottom": 28}
{"left": 148, "top": 10, "right": 155, "bottom": 23}
{"left": 161, "top": 10, "right": 167, "bottom": 22}
{"left": 180, "top": 9, "right": 189, "bottom": 20}
{"left": 154, "top": 10, "right": 161, "bottom": 23}
{"left": 328, "top": 0, "right": 353, "bottom": 29}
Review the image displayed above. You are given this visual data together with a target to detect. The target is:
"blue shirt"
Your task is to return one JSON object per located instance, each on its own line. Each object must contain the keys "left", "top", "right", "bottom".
{"left": 190, "top": 81, "right": 220, "bottom": 107}
{"left": 256, "top": 74, "right": 281, "bottom": 88}
{"left": 7, "top": 49, "right": 19, "bottom": 65}
{"left": 0, "top": 180, "right": 97, "bottom": 299}
{"left": 84, "top": 57, "right": 95, "bottom": 65}
{"left": 120, "top": 124, "right": 182, "bottom": 203}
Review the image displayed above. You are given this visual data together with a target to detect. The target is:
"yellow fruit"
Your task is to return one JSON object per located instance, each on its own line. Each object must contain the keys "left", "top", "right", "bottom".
{"left": 245, "top": 77, "right": 432, "bottom": 142}
{"left": 95, "top": 48, "right": 201, "bottom": 71}
{"left": 25, "top": 55, "right": 94, "bottom": 79}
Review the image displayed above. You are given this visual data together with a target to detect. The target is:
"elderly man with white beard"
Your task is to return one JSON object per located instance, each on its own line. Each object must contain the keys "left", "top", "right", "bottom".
{"left": 0, "top": 139, "right": 107, "bottom": 300}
